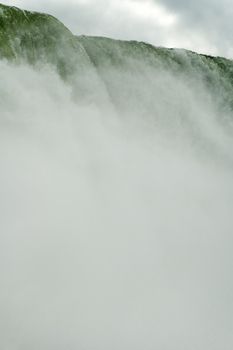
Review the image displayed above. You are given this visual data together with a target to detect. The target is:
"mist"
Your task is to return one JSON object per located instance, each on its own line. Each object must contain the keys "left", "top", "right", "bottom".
{"left": 1, "top": 58, "right": 233, "bottom": 349}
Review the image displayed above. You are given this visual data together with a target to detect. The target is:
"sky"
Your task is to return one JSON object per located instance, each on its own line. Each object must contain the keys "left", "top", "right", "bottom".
{"left": 1, "top": 0, "right": 233, "bottom": 58}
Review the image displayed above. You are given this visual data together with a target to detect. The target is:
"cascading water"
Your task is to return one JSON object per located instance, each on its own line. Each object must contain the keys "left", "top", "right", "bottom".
{"left": 0, "top": 3, "right": 233, "bottom": 350}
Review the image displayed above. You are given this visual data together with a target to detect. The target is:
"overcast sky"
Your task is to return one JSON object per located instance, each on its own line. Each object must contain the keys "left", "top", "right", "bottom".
{"left": 1, "top": 0, "right": 233, "bottom": 58}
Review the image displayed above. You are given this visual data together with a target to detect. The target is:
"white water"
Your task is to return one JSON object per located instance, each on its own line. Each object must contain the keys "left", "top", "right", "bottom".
{"left": 0, "top": 60, "right": 233, "bottom": 349}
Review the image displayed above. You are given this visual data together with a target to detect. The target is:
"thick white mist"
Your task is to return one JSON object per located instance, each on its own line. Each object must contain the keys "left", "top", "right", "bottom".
{"left": 0, "top": 60, "right": 233, "bottom": 349}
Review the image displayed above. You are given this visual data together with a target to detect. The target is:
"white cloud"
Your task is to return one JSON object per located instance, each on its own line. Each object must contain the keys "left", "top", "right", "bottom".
{"left": 111, "top": 0, "right": 177, "bottom": 27}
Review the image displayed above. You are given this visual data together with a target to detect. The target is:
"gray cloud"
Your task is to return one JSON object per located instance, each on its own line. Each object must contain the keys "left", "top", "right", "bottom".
{"left": 156, "top": 0, "right": 233, "bottom": 57}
